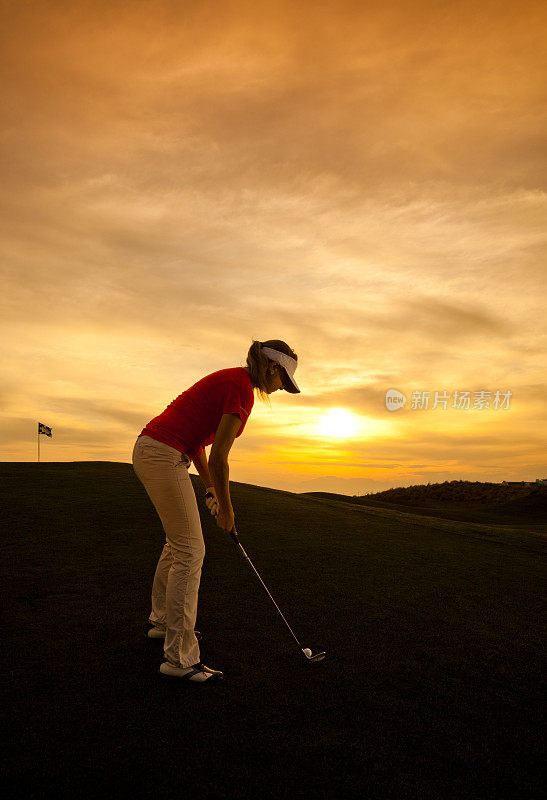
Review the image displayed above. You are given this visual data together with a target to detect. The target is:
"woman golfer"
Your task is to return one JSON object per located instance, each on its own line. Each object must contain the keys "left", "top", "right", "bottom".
{"left": 132, "top": 339, "right": 300, "bottom": 682}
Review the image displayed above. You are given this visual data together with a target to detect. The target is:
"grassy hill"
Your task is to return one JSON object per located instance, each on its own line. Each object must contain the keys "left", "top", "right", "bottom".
{"left": 304, "top": 480, "right": 547, "bottom": 530}
{"left": 2, "top": 462, "right": 545, "bottom": 799}
{"left": 363, "top": 479, "right": 547, "bottom": 506}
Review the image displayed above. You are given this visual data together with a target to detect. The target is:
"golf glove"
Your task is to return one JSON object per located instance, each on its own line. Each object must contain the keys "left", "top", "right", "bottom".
{"left": 205, "top": 487, "right": 219, "bottom": 516}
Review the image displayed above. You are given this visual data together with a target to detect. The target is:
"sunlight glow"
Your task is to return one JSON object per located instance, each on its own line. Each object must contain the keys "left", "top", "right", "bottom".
{"left": 318, "top": 408, "right": 360, "bottom": 438}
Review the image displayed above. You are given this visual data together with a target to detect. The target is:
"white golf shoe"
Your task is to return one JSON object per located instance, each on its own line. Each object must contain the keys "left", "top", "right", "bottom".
{"left": 159, "top": 661, "right": 224, "bottom": 682}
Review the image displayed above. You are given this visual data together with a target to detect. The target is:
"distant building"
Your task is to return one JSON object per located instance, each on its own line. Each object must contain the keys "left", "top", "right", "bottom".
{"left": 501, "top": 480, "right": 534, "bottom": 486}
{"left": 536, "top": 478, "right": 547, "bottom": 484}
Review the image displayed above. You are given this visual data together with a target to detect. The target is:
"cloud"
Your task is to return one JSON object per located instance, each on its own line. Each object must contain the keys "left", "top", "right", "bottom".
{"left": 399, "top": 296, "right": 511, "bottom": 337}
{"left": 1, "top": 0, "right": 545, "bottom": 489}
{"left": 41, "top": 397, "right": 146, "bottom": 429}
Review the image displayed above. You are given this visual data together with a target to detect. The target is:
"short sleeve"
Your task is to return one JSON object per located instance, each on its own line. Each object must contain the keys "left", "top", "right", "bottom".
{"left": 222, "top": 379, "right": 251, "bottom": 424}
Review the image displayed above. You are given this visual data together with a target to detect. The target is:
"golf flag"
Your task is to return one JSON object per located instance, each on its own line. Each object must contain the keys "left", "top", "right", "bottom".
{"left": 38, "top": 423, "right": 52, "bottom": 437}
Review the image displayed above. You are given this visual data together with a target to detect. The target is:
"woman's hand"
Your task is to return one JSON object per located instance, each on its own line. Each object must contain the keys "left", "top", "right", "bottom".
{"left": 205, "top": 487, "right": 219, "bottom": 516}
{"left": 206, "top": 485, "right": 235, "bottom": 534}
{"left": 215, "top": 507, "right": 235, "bottom": 534}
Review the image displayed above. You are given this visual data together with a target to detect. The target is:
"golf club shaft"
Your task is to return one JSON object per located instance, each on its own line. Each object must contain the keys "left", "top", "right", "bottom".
{"left": 229, "top": 527, "right": 303, "bottom": 648}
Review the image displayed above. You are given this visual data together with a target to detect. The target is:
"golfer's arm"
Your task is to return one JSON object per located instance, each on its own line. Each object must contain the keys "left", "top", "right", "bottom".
{"left": 209, "top": 413, "right": 241, "bottom": 513}
{"left": 191, "top": 448, "right": 214, "bottom": 488}
{"left": 209, "top": 459, "right": 231, "bottom": 513}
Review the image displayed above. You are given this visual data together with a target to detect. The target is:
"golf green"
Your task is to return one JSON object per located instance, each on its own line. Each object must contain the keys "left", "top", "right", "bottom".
{"left": 2, "top": 462, "right": 544, "bottom": 799}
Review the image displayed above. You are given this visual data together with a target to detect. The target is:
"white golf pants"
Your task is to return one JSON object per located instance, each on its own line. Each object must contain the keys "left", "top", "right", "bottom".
{"left": 132, "top": 434, "right": 204, "bottom": 667}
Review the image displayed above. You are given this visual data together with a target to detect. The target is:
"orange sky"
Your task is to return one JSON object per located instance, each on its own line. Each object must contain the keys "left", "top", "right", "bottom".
{"left": 1, "top": 0, "right": 546, "bottom": 493}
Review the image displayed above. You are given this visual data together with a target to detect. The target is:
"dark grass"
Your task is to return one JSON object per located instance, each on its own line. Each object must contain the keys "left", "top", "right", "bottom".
{"left": 304, "top": 486, "right": 547, "bottom": 531}
{"left": 1, "top": 462, "right": 545, "bottom": 799}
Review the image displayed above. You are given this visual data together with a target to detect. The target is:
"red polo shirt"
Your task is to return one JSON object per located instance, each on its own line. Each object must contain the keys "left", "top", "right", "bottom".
{"left": 139, "top": 367, "right": 254, "bottom": 459}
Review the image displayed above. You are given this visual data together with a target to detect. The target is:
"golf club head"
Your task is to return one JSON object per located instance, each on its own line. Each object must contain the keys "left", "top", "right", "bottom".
{"left": 302, "top": 649, "right": 326, "bottom": 662}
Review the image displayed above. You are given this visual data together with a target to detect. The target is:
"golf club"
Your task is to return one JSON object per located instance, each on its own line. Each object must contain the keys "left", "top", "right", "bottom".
{"left": 228, "top": 526, "right": 326, "bottom": 663}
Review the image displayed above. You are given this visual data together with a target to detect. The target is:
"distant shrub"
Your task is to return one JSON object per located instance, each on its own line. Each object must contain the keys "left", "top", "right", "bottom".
{"left": 360, "top": 480, "right": 546, "bottom": 506}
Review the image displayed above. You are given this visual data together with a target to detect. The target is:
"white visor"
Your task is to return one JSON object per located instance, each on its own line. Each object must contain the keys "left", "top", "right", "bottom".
{"left": 261, "top": 346, "right": 300, "bottom": 393}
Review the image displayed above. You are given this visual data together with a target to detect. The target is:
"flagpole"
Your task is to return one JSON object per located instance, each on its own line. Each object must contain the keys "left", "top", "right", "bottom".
{"left": 38, "top": 424, "right": 40, "bottom": 463}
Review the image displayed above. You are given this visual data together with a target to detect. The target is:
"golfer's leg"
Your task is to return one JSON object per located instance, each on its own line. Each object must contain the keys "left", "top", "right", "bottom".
{"left": 132, "top": 437, "right": 175, "bottom": 629}
{"left": 163, "top": 465, "right": 205, "bottom": 667}
{"left": 149, "top": 542, "right": 173, "bottom": 628}
{"left": 132, "top": 436, "right": 203, "bottom": 665}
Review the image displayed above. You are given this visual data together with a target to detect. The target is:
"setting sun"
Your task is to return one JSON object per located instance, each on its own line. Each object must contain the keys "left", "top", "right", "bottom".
{"left": 318, "top": 408, "right": 359, "bottom": 438}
